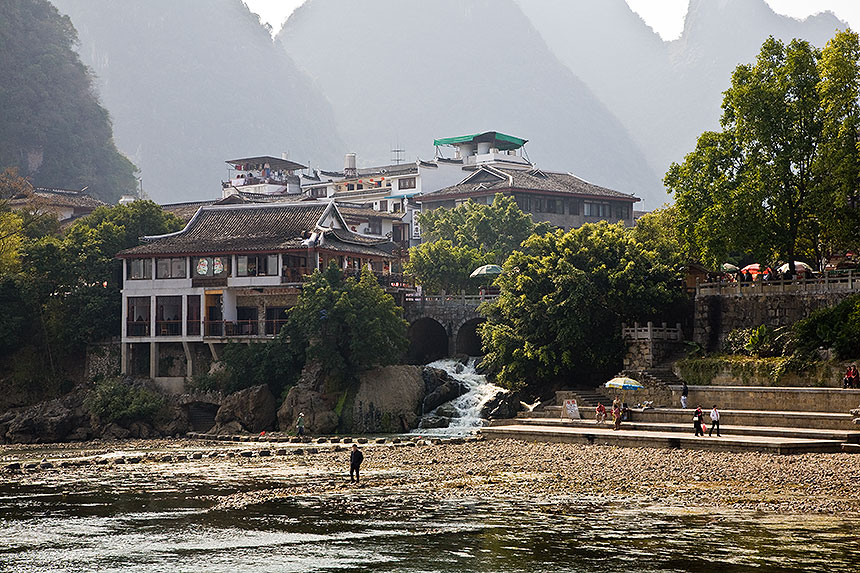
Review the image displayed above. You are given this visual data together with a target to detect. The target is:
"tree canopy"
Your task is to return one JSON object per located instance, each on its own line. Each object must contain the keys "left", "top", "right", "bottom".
{"left": 286, "top": 264, "right": 409, "bottom": 380}
{"left": 480, "top": 221, "right": 683, "bottom": 392}
{"left": 0, "top": 0, "right": 137, "bottom": 203}
{"left": 0, "top": 201, "right": 182, "bottom": 399}
{"left": 666, "top": 30, "right": 860, "bottom": 268}
{"left": 407, "top": 195, "right": 549, "bottom": 293}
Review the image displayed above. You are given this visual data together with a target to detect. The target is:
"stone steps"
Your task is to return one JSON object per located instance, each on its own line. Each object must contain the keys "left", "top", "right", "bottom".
{"left": 480, "top": 423, "right": 845, "bottom": 455}
{"left": 510, "top": 416, "right": 860, "bottom": 442}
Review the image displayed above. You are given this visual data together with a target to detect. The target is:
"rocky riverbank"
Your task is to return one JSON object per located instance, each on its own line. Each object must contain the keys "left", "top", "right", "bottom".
{"left": 3, "top": 437, "right": 859, "bottom": 514}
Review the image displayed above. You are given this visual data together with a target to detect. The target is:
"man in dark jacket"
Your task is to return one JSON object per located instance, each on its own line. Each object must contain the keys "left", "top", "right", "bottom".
{"left": 350, "top": 444, "right": 364, "bottom": 483}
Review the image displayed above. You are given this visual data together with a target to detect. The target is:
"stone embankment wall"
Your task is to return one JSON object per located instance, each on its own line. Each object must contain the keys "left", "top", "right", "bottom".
{"left": 676, "top": 358, "right": 843, "bottom": 388}
{"left": 667, "top": 386, "right": 860, "bottom": 413}
{"left": 624, "top": 339, "right": 681, "bottom": 371}
{"left": 85, "top": 342, "right": 122, "bottom": 380}
{"left": 694, "top": 292, "right": 852, "bottom": 351}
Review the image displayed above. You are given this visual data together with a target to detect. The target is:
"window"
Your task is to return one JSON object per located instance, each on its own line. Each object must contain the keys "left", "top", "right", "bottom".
{"left": 367, "top": 217, "right": 382, "bottom": 235}
{"left": 584, "top": 202, "right": 610, "bottom": 218}
{"left": 515, "top": 194, "right": 530, "bottom": 212}
{"left": 379, "top": 200, "right": 388, "bottom": 212}
{"left": 127, "top": 258, "right": 152, "bottom": 280}
{"left": 237, "top": 255, "right": 279, "bottom": 277}
{"left": 193, "top": 256, "right": 230, "bottom": 277}
{"left": 399, "top": 177, "right": 416, "bottom": 190}
{"left": 569, "top": 199, "right": 580, "bottom": 215}
{"left": 156, "top": 257, "right": 186, "bottom": 279}
{"left": 614, "top": 203, "right": 631, "bottom": 220}
{"left": 546, "top": 198, "right": 557, "bottom": 213}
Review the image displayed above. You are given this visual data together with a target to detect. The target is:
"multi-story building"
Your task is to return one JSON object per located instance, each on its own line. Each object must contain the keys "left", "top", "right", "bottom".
{"left": 418, "top": 165, "right": 640, "bottom": 230}
{"left": 116, "top": 201, "right": 397, "bottom": 388}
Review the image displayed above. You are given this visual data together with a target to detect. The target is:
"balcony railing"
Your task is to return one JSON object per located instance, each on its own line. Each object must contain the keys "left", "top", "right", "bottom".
{"left": 155, "top": 319, "right": 182, "bottom": 336}
{"left": 204, "top": 320, "right": 260, "bottom": 337}
{"left": 696, "top": 271, "right": 860, "bottom": 297}
{"left": 126, "top": 321, "right": 151, "bottom": 337}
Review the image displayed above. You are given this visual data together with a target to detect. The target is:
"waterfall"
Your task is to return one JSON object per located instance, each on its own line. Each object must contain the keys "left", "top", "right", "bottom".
{"left": 415, "top": 358, "right": 505, "bottom": 435}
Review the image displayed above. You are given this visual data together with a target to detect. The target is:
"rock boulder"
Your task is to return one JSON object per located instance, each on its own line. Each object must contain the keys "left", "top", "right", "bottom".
{"left": 278, "top": 360, "right": 340, "bottom": 434}
{"left": 214, "top": 385, "right": 277, "bottom": 433}
{"left": 353, "top": 365, "right": 424, "bottom": 433}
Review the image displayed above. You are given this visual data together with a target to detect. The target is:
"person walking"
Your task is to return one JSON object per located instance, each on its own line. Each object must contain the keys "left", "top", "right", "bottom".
{"left": 709, "top": 405, "right": 721, "bottom": 437}
{"left": 349, "top": 444, "right": 364, "bottom": 483}
{"left": 693, "top": 406, "right": 705, "bottom": 437}
{"left": 681, "top": 381, "right": 689, "bottom": 409}
{"left": 296, "top": 412, "right": 305, "bottom": 436}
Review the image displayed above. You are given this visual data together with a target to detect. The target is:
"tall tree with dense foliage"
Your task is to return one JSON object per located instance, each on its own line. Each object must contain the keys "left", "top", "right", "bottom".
{"left": 407, "top": 195, "right": 550, "bottom": 292}
{"left": 480, "top": 221, "right": 683, "bottom": 392}
{"left": 1, "top": 201, "right": 182, "bottom": 396}
{"left": 666, "top": 31, "right": 860, "bottom": 268}
{"left": 0, "top": 0, "right": 137, "bottom": 203}
{"left": 286, "top": 264, "right": 409, "bottom": 380}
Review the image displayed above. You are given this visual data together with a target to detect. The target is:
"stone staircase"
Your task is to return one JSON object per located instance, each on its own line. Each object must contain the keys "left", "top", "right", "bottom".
{"left": 482, "top": 386, "right": 860, "bottom": 454}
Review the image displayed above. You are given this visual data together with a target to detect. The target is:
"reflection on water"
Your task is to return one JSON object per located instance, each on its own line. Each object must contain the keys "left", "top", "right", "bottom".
{"left": 1, "top": 466, "right": 859, "bottom": 572}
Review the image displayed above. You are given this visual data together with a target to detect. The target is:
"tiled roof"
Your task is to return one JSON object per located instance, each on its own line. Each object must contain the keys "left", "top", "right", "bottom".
{"left": 419, "top": 166, "right": 639, "bottom": 203}
{"left": 320, "top": 163, "right": 419, "bottom": 179}
{"left": 9, "top": 188, "right": 106, "bottom": 210}
{"left": 162, "top": 200, "right": 216, "bottom": 223}
{"left": 337, "top": 205, "right": 404, "bottom": 221}
{"left": 118, "top": 203, "right": 330, "bottom": 257}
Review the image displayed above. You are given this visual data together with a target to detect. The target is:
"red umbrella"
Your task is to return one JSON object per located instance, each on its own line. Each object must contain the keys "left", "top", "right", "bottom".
{"left": 740, "top": 263, "right": 761, "bottom": 277}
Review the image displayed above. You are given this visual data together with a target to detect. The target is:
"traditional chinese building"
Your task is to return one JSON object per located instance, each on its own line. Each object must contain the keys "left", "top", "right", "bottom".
{"left": 116, "top": 201, "right": 397, "bottom": 388}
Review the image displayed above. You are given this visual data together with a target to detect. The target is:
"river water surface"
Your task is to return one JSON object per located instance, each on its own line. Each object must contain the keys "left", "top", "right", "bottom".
{"left": 2, "top": 454, "right": 859, "bottom": 572}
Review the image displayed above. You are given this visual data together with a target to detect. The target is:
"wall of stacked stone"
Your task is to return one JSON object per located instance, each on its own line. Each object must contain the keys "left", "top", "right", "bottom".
{"left": 694, "top": 292, "right": 851, "bottom": 351}
{"left": 85, "top": 341, "right": 121, "bottom": 380}
{"left": 623, "top": 339, "right": 682, "bottom": 371}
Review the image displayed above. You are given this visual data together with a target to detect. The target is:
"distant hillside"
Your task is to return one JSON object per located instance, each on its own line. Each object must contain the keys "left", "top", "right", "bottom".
{"left": 279, "top": 0, "right": 665, "bottom": 207}
{"left": 517, "top": 0, "right": 846, "bottom": 180}
{"left": 51, "top": 0, "right": 346, "bottom": 203}
{"left": 0, "top": 0, "right": 136, "bottom": 203}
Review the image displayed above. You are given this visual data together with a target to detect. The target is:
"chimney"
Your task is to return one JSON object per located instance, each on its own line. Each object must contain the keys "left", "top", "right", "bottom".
{"left": 344, "top": 153, "right": 357, "bottom": 177}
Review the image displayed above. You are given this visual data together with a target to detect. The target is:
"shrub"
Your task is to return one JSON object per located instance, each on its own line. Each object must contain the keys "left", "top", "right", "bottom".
{"left": 793, "top": 294, "right": 860, "bottom": 359}
{"left": 85, "top": 377, "right": 166, "bottom": 424}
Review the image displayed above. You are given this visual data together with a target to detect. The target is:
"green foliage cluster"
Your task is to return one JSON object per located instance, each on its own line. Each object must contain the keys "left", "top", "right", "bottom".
{"left": 666, "top": 30, "right": 860, "bottom": 268}
{"left": 287, "top": 264, "right": 409, "bottom": 380}
{"left": 480, "top": 221, "right": 684, "bottom": 391}
{"left": 191, "top": 332, "right": 304, "bottom": 400}
{"left": 792, "top": 294, "right": 860, "bottom": 360}
{"left": 407, "top": 196, "right": 549, "bottom": 293}
{"left": 85, "top": 377, "right": 166, "bottom": 424}
{"left": 0, "top": 198, "right": 182, "bottom": 396}
{"left": 723, "top": 325, "right": 788, "bottom": 358}
{"left": 0, "top": 0, "right": 137, "bottom": 203}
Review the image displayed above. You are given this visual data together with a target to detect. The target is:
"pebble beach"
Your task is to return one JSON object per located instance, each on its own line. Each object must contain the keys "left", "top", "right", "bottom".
{"left": 3, "top": 436, "right": 860, "bottom": 515}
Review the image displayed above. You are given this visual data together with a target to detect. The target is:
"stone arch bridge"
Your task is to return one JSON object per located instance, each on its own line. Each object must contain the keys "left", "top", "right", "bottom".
{"left": 401, "top": 293, "right": 496, "bottom": 362}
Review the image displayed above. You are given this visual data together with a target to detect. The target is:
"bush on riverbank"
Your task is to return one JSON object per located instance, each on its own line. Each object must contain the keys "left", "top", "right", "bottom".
{"left": 84, "top": 377, "right": 167, "bottom": 425}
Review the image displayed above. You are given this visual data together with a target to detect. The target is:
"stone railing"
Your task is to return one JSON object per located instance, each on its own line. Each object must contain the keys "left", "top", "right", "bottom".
{"left": 696, "top": 271, "right": 860, "bottom": 297}
{"left": 622, "top": 321, "right": 683, "bottom": 342}
{"left": 404, "top": 293, "right": 499, "bottom": 306}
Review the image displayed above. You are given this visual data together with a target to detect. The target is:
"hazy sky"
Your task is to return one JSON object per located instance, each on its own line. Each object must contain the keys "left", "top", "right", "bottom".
{"left": 244, "top": 0, "right": 860, "bottom": 39}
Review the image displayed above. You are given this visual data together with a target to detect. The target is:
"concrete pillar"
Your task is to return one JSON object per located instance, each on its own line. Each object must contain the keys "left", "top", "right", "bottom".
{"left": 149, "top": 341, "right": 157, "bottom": 379}
{"left": 121, "top": 342, "right": 128, "bottom": 375}
{"left": 182, "top": 341, "right": 193, "bottom": 379}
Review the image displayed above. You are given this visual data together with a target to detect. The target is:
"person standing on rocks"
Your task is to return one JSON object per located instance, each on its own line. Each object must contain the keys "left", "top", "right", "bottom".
{"left": 681, "top": 381, "right": 689, "bottom": 409}
{"left": 709, "top": 405, "right": 721, "bottom": 437}
{"left": 693, "top": 406, "right": 705, "bottom": 437}
{"left": 350, "top": 444, "right": 364, "bottom": 483}
{"left": 296, "top": 413, "right": 305, "bottom": 436}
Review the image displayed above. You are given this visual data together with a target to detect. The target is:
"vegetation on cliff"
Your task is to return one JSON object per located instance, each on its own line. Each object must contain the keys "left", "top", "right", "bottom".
{"left": 0, "top": 0, "right": 137, "bottom": 203}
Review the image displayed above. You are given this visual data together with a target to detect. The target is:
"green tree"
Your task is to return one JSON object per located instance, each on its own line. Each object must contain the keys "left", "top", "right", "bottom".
{"left": 408, "top": 195, "right": 549, "bottom": 292}
{"left": 286, "top": 264, "right": 408, "bottom": 380}
{"left": 666, "top": 32, "right": 860, "bottom": 268}
{"left": 480, "top": 222, "right": 683, "bottom": 392}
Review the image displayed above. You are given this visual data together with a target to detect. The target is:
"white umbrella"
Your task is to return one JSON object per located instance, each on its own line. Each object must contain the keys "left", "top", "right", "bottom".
{"left": 470, "top": 264, "right": 503, "bottom": 278}
{"left": 777, "top": 261, "right": 814, "bottom": 274}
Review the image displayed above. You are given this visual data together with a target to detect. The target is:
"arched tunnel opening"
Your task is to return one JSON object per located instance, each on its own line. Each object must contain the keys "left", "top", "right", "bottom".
{"left": 456, "top": 317, "right": 486, "bottom": 356}
{"left": 406, "top": 317, "right": 449, "bottom": 364}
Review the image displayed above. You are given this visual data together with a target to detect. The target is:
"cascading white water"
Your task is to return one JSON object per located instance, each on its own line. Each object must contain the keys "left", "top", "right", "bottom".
{"left": 416, "top": 358, "right": 505, "bottom": 435}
